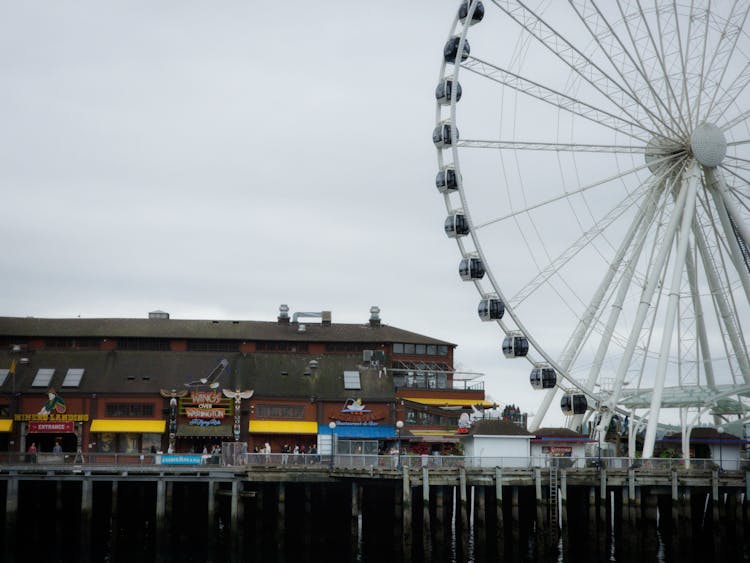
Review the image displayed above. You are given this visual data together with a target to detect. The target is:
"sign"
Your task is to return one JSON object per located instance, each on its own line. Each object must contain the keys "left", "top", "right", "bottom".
{"left": 159, "top": 454, "right": 203, "bottom": 465}
{"left": 185, "top": 407, "right": 225, "bottom": 419}
{"left": 29, "top": 421, "right": 75, "bottom": 433}
{"left": 542, "top": 446, "right": 573, "bottom": 455}
{"left": 14, "top": 413, "right": 88, "bottom": 422}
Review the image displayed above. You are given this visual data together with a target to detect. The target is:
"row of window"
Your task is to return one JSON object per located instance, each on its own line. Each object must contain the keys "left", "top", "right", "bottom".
{"left": 392, "top": 343, "right": 449, "bottom": 356}
{"left": 105, "top": 403, "right": 155, "bottom": 418}
{"left": 6, "top": 338, "right": 448, "bottom": 356}
{"left": 255, "top": 404, "right": 306, "bottom": 419}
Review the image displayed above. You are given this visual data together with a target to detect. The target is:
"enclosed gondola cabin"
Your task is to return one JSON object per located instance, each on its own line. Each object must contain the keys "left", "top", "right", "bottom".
{"left": 560, "top": 394, "right": 587, "bottom": 416}
{"left": 443, "top": 36, "right": 470, "bottom": 63}
{"left": 459, "top": 257, "right": 485, "bottom": 280}
{"left": 435, "top": 79, "right": 462, "bottom": 105}
{"left": 433, "top": 122, "right": 458, "bottom": 148}
{"left": 478, "top": 298, "right": 504, "bottom": 321}
{"left": 530, "top": 366, "right": 556, "bottom": 390}
{"left": 445, "top": 213, "right": 469, "bottom": 238}
{"left": 435, "top": 166, "right": 459, "bottom": 193}
{"left": 502, "top": 334, "right": 529, "bottom": 358}
{"left": 459, "top": 1, "right": 485, "bottom": 25}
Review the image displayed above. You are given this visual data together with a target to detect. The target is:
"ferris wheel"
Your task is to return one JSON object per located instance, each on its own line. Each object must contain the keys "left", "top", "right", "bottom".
{"left": 434, "top": 0, "right": 750, "bottom": 458}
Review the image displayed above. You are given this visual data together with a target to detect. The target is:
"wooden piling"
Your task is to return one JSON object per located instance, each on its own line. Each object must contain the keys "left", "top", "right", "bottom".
{"left": 4, "top": 476, "right": 18, "bottom": 562}
{"left": 422, "top": 467, "right": 432, "bottom": 560}
{"left": 495, "top": 467, "right": 504, "bottom": 544}
{"left": 402, "top": 467, "right": 412, "bottom": 561}
{"left": 80, "top": 475, "right": 92, "bottom": 563}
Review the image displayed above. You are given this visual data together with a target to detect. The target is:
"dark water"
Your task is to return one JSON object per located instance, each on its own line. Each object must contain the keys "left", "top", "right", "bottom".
{"left": 6, "top": 480, "right": 750, "bottom": 563}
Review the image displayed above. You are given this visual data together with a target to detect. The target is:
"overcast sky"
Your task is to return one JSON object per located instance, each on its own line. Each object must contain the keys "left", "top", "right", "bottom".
{"left": 0, "top": 1, "right": 560, "bottom": 423}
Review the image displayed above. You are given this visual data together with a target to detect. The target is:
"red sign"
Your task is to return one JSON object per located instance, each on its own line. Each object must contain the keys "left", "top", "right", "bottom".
{"left": 29, "top": 421, "right": 75, "bottom": 433}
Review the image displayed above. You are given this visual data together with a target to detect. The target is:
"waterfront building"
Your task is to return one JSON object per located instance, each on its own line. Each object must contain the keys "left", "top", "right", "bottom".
{"left": 0, "top": 306, "right": 490, "bottom": 457}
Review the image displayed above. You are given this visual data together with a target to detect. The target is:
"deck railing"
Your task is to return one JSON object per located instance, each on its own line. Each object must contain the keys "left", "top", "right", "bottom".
{"left": 0, "top": 451, "right": 742, "bottom": 471}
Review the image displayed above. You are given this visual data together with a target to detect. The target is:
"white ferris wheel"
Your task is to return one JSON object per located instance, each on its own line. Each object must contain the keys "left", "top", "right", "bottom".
{"left": 434, "top": 0, "right": 750, "bottom": 459}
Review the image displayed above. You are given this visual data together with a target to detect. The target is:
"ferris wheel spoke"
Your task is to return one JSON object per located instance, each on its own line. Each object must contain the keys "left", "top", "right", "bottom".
{"left": 472, "top": 157, "right": 669, "bottom": 230}
{"left": 671, "top": 0, "right": 695, "bottom": 130}
{"left": 457, "top": 139, "right": 652, "bottom": 154}
{"left": 461, "top": 56, "right": 652, "bottom": 142}
{"left": 705, "top": 62, "right": 750, "bottom": 125}
{"left": 508, "top": 184, "right": 649, "bottom": 309}
{"left": 721, "top": 110, "right": 750, "bottom": 134}
{"left": 698, "top": 2, "right": 750, "bottom": 121}
{"left": 576, "top": 1, "right": 684, "bottom": 135}
{"left": 490, "top": 0, "right": 683, "bottom": 138}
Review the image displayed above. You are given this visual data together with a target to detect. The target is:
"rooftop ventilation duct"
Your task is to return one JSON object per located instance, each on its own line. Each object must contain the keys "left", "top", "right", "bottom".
{"left": 369, "top": 306, "right": 381, "bottom": 327}
{"left": 278, "top": 304, "right": 290, "bottom": 324}
{"left": 148, "top": 310, "right": 169, "bottom": 320}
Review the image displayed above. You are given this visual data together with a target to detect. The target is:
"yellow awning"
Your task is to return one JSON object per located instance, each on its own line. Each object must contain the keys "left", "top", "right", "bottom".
{"left": 248, "top": 420, "right": 318, "bottom": 434}
{"left": 404, "top": 398, "right": 496, "bottom": 408}
{"left": 414, "top": 430, "right": 457, "bottom": 437}
{"left": 0, "top": 419, "right": 12, "bottom": 432}
{"left": 90, "top": 419, "right": 166, "bottom": 433}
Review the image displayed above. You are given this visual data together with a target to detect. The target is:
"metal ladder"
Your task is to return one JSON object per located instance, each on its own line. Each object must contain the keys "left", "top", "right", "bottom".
{"left": 549, "top": 463, "right": 559, "bottom": 533}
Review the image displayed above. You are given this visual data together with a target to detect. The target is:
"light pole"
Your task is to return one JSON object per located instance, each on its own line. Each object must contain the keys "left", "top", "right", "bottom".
{"left": 329, "top": 421, "right": 336, "bottom": 469}
{"left": 396, "top": 420, "right": 404, "bottom": 470}
{"left": 718, "top": 425, "right": 725, "bottom": 472}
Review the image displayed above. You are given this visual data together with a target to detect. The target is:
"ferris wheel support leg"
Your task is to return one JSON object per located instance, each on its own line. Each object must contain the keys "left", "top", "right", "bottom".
{"left": 609, "top": 169, "right": 692, "bottom": 454}
{"left": 683, "top": 246, "right": 718, "bottom": 391}
{"left": 691, "top": 196, "right": 750, "bottom": 382}
{"left": 706, "top": 168, "right": 750, "bottom": 306}
{"left": 529, "top": 387, "right": 556, "bottom": 432}
{"left": 642, "top": 162, "right": 701, "bottom": 460}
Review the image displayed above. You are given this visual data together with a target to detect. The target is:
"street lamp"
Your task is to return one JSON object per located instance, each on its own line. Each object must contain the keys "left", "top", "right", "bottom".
{"left": 718, "top": 425, "right": 725, "bottom": 472}
{"left": 396, "top": 420, "right": 404, "bottom": 470}
{"left": 329, "top": 421, "right": 336, "bottom": 469}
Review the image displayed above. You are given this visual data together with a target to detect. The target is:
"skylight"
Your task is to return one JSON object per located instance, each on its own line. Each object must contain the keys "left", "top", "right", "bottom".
{"left": 343, "top": 371, "right": 361, "bottom": 390}
{"left": 32, "top": 368, "right": 55, "bottom": 387}
{"left": 62, "top": 368, "right": 85, "bottom": 387}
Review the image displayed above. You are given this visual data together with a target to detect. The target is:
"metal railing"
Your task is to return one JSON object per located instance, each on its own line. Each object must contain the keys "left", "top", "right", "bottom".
{"left": 0, "top": 451, "right": 743, "bottom": 471}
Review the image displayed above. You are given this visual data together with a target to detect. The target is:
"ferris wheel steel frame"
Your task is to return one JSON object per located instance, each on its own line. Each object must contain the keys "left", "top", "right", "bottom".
{"left": 434, "top": 0, "right": 750, "bottom": 460}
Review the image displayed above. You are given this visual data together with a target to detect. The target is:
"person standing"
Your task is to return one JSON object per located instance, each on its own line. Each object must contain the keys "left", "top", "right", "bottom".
{"left": 28, "top": 442, "right": 37, "bottom": 463}
{"left": 53, "top": 441, "right": 62, "bottom": 454}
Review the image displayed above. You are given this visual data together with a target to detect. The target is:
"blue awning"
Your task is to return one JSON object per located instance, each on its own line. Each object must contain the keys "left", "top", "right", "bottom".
{"left": 318, "top": 424, "right": 396, "bottom": 439}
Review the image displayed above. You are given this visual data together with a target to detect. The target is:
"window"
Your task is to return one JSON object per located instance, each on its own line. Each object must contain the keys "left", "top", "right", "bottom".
{"left": 404, "top": 343, "right": 415, "bottom": 354}
{"left": 255, "top": 404, "right": 305, "bottom": 419}
{"left": 343, "top": 371, "right": 361, "bottom": 390}
{"left": 427, "top": 345, "right": 436, "bottom": 355}
{"left": 62, "top": 368, "right": 85, "bottom": 387}
{"left": 32, "top": 368, "right": 55, "bottom": 387}
{"left": 117, "top": 338, "right": 170, "bottom": 351}
{"left": 186, "top": 339, "right": 239, "bottom": 352}
{"left": 105, "top": 403, "right": 155, "bottom": 417}
{"left": 416, "top": 344, "right": 426, "bottom": 355}
{"left": 256, "top": 341, "right": 309, "bottom": 353}
{"left": 393, "top": 343, "right": 404, "bottom": 354}
{"left": 0, "top": 369, "right": 8, "bottom": 386}
{"left": 438, "top": 345, "right": 448, "bottom": 356}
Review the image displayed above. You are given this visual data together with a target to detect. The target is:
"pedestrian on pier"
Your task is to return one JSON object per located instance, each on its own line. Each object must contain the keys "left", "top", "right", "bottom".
{"left": 28, "top": 442, "right": 37, "bottom": 463}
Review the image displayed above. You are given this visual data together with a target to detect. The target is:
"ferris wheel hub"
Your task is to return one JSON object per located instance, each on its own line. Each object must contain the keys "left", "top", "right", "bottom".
{"left": 690, "top": 122, "right": 727, "bottom": 168}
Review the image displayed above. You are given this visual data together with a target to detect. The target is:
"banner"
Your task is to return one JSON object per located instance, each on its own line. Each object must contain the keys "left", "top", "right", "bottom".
{"left": 29, "top": 420, "right": 75, "bottom": 433}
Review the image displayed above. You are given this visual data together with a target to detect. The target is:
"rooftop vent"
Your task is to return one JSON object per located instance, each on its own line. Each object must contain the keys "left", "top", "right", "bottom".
{"left": 298, "top": 324, "right": 306, "bottom": 333}
{"left": 278, "top": 304, "right": 290, "bottom": 324}
{"left": 149, "top": 310, "right": 169, "bottom": 320}
{"left": 369, "top": 306, "right": 381, "bottom": 328}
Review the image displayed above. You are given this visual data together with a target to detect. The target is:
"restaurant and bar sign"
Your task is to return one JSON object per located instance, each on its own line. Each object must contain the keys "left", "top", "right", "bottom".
{"left": 28, "top": 421, "right": 75, "bottom": 433}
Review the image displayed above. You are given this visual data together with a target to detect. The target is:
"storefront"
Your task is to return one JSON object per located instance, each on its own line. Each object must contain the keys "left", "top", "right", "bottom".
{"left": 248, "top": 420, "right": 318, "bottom": 453}
{"left": 89, "top": 419, "right": 165, "bottom": 454}
{"left": 0, "top": 418, "right": 12, "bottom": 451}
{"left": 175, "top": 389, "right": 234, "bottom": 452}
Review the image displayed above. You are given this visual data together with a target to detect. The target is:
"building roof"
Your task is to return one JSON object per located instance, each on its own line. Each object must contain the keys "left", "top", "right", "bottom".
{"left": 661, "top": 427, "right": 747, "bottom": 443}
{"left": 0, "top": 316, "right": 454, "bottom": 345}
{"left": 467, "top": 419, "right": 532, "bottom": 437}
{"left": 0, "top": 349, "right": 395, "bottom": 401}
{"left": 533, "top": 427, "right": 588, "bottom": 438}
